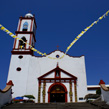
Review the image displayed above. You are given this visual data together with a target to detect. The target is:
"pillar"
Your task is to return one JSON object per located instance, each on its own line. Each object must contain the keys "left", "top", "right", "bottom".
{"left": 38, "top": 81, "right": 41, "bottom": 103}
{"left": 43, "top": 81, "right": 46, "bottom": 103}
{"left": 69, "top": 81, "right": 73, "bottom": 102}
{"left": 74, "top": 80, "right": 77, "bottom": 102}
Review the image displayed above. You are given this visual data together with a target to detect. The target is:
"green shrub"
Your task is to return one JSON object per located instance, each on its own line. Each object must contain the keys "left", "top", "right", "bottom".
{"left": 96, "top": 89, "right": 101, "bottom": 95}
{"left": 22, "top": 95, "right": 35, "bottom": 99}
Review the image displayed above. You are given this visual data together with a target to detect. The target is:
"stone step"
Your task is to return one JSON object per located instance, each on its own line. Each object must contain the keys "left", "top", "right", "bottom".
{"left": 1, "top": 103, "right": 100, "bottom": 109}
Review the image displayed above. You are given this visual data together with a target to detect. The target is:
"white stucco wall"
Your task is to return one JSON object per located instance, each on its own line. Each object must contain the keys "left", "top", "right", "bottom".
{"left": 101, "top": 88, "right": 109, "bottom": 104}
{"left": 7, "top": 55, "right": 31, "bottom": 98}
{"left": 87, "top": 90, "right": 96, "bottom": 94}
{"left": 44, "top": 72, "right": 55, "bottom": 78}
{"left": 7, "top": 50, "right": 88, "bottom": 102}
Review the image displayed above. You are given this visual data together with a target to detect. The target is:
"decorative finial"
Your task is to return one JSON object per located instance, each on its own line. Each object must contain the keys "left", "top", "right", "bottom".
{"left": 56, "top": 62, "right": 59, "bottom": 67}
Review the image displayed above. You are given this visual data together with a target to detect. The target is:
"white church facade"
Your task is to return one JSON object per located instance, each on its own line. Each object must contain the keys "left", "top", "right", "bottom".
{"left": 7, "top": 13, "right": 98, "bottom": 103}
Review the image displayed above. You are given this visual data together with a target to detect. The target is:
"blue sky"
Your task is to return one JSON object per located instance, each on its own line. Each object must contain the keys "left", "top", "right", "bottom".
{"left": 0, "top": 0, "right": 109, "bottom": 89}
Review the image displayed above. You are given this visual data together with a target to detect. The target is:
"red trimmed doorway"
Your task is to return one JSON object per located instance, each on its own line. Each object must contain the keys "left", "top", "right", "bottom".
{"left": 48, "top": 83, "right": 67, "bottom": 102}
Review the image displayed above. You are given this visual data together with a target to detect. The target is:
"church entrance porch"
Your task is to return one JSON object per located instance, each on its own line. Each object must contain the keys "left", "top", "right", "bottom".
{"left": 38, "top": 64, "right": 78, "bottom": 103}
{"left": 48, "top": 83, "right": 67, "bottom": 102}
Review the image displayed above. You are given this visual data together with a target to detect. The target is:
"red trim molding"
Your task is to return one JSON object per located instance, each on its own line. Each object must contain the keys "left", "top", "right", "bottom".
{"left": 19, "top": 16, "right": 37, "bottom": 28}
{"left": 15, "top": 31, "right": 36, "bottom": 42}
{"left": 18, "top": 19, "right": 22, "bottom": 31}
{"left": 13, "top": 33, "right": 18, "bottom": 49}
{"left": 13, "top": 48, "right": 32, "bottom": 50}
{"left": 45, "top": 50, "right": 84, "bottom": 58}
{"left": 30, "top": 19, "right": 33, "bottom": 31}
{"left": 33, "top": 50, "right": 84, "bottom": 58}
{"left": 29, "top": 34, "right": 32, "bottom": 49}
{"left": 48, "top": 83, "right": 67, "bottom": 102}
{"left": 11, "top": 50, "right": 33, "bottom": 55}
{"left": 39, "top": 78, "right": 76, "bottom": 81}
{"left": 13, "top": 38, "right": 17, "bottom": 49}
{"left": 38, "top": 65, "right": 77, "bottom": 80}
{"left": 87, "top": 87, "right": 100, "bottom": 90}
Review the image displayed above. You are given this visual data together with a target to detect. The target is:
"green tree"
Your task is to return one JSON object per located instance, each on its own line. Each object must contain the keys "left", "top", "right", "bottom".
{"left": 22, "top": 95, "right": 35, "bottom": 99}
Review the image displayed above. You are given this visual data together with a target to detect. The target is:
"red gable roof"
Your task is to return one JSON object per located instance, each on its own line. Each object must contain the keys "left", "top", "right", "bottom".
{"left": 38, "top": 64, "right": 77, "bottom": 80}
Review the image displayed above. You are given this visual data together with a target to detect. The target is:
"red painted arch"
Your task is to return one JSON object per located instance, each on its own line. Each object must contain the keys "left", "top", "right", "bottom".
{"left": 48, "top": 83, "right": 67, "bottom": 102}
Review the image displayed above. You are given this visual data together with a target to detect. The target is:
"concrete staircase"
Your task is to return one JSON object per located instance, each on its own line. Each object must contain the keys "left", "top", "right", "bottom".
{"left": 1, "top": 102, "right": 103, "bottom": 109}
{"left": 90, "top": 101, "right": 109, "bottom": 109}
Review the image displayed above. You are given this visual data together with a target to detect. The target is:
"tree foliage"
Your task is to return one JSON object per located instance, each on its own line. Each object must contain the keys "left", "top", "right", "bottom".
{"left": 96, "top": 89, "right": 101, "bottom": 95}
{"left": 22, "top": 95, "right": 35, "bottom": 99}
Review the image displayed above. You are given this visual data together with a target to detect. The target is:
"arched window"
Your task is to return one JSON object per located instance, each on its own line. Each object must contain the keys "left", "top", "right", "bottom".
{"left": 19, "top": 37, "right": 27, "bottom": 49}
{"left": 22, "top": 22, "right": 28, "bottom": 31}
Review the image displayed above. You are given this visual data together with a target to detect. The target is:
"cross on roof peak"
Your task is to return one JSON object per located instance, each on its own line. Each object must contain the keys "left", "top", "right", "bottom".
{"left": 56, "top": 45, "right": 59, "bottom": 50}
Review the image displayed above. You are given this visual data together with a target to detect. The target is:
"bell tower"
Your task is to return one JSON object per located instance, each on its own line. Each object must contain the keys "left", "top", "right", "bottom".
{"left": 12, "top": 13, "right": 37, "bottom": 55}
{"left": 7, "top": 13, "right": 37, "bottom": 98}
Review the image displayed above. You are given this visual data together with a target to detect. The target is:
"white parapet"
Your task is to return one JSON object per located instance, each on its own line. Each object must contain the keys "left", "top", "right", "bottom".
{"left": 0, "top": 80, "right": 13, "bottom": 107}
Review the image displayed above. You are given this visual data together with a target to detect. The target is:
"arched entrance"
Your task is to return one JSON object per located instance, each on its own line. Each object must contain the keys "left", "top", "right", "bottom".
{"left": 48, "top": 83, "right": 67, "bottom": 102}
